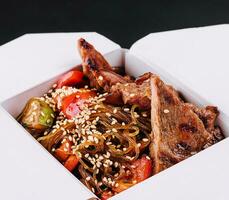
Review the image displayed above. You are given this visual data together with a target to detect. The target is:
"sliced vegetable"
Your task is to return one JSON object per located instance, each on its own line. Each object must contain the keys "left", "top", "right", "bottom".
{"left": 57, "top": 70, "right": 84, "bottom": 88}
{"left": 132, "top": 155, "right": 152, "bottom": 183}
{"left": 113, "top": 156, "right": 152, "bottom": 193}
{"left": 64, "top": 155, "right": 79, "bottom": 172}
{"left": 100, "top": 190, "right": 114, "bottom": 200}
{"left": 62, "top": 89, "right": 96, "bottom": 119}
{"left": 17, "top": 98, "right": 55, "bottom": 138}
{"left": 54, "top": 139, "right": 72, "bottom": 162}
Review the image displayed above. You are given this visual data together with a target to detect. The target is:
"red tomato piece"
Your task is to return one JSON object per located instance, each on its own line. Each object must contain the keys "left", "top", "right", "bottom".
{"left": 62, "top": 90, "right": 96, "bottom": 119}
{"left": 101, "top": 191, "right": 114, "bottom": 200}
{"left": 132, "top": 155, "right": 152, "bottom": 183}
{"left": 57, "top": 70, "right": 84, "bottom": 88}
{"left": 54, "top": 139, "right": 72, "bottom": 162}
{"left": 64, "top": 155, "right": 79, "bottom": 172}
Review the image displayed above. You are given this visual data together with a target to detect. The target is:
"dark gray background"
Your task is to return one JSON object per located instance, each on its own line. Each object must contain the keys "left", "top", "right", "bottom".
{"left": 1, "top": 0, "right": 229, "bottom": 48}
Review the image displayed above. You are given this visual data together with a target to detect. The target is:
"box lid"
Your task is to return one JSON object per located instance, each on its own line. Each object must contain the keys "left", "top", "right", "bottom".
{"left": 130, "top": 24, "right": 229, "bottom": 115}
{"left": 0, "top": 32, "right": 121, "bottom": 101}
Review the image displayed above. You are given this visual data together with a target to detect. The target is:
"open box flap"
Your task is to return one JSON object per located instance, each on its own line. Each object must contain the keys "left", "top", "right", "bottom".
{"left": 0, "top": 107, "right": 96, "bottom": 200}
{"left": 0, "top": 32, "right": 120, "bottom": 200}
{"left": 129, "top": 24, "right": 229, "bottom": 115}
{"left": 0, "top": 32, "right": 121, "bottom": 102}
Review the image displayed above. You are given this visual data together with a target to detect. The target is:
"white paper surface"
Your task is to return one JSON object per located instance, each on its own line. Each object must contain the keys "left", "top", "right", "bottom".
{"left": 130, "top": 24, "right": 229, "bottom": 116}
{"left": 0, "top": 32, "right": 121, "bottom": 102}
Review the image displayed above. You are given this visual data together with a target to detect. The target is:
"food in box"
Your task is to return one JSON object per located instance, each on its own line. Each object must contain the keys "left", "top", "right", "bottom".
{"left": 13, "top": 38, "right": 224, "bottom": 199}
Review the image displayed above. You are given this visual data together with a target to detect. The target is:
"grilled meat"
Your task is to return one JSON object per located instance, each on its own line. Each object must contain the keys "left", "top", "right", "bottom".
{"left": 149, "top": 76, "right": 217, "bottom": 174}
{"left": 78, "top": 38, "right": 151, "bottom": 109}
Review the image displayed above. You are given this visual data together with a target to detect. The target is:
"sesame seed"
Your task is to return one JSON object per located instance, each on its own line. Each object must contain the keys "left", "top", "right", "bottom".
{"left": 96, "top": 162, "right": 101, "bottom": 168}
{"left": 142, "top": 113, "right": 147, "bottom": 117}
{"left": 41, "top": 112, "right": 45, "bottom": 117}
{"left": 130, "top": 93, "right": 135, "bottom": 97}
{"left": 112, "top": 128, "right": 118, "bottom": 133}
{"left": 126, "top": 156, "right": 132, "bottom": 160}
{"left": 91, "top": 187, "right": 95, "bottom": 193}
{"left": 106, "top": 152, "right": 111, "bottom": 158}
{"left": 114, "top": 162, "right": 119, "bottom": 168}
{"left": 113, "top": 108, "right": 117, "bottom": 114}
{"left": 142, "top": 138, "right": 149, "bottom": 142}
{"left": 84, "top": 85, "right": 89, "bottom": 89}
{"left": 115, "top": 183, "right": 119, "bottom": 187}
{"left": 86, "top": 176, "right": 91, "bottom": 181}
{"left": 146, "top": 156, "right": 151, "bottom": 160}
{"left": 47, "top": 119, "right": 51, "bottom": 124}
{"left": 164, "top": 109, "right": 170, "bottom": 113}
{"left": 124, "top": 108, "right": 129, "bottom": 112}
{"left": 122, "top": 122, "right": 126, "bottom": 126}
{"left": 137, "top": 143, "right": 141, "bottom": 147}
{"left": 132, "top": 180, "right": 137, "bottom": 184}
{"left": 98, "top": 76, "right": 103, "bottom": 81}
{"left": 88, "top": 135, "right": 94, "bottom": 142}
{"left": 106, "top": 112, "right": 111, "bottom": 117}
{"left": 94, "top": 137, "right": 99, "bottom": 144}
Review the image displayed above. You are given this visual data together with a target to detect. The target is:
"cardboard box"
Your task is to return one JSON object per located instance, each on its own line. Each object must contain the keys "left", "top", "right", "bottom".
{"left": 1, "top": 25, "right": 229, "bottom": 200}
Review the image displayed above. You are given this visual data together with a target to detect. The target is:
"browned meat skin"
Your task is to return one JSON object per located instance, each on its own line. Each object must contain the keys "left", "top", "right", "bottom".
{"left": 78, "top": 38, "right": 113, "bottom": 72}
{"left": 149, "top": 76, "right": 216, "bottom": 174}
{"left": 78, "top": 38, "right": 151, "bottom": 109}
{"left": 110, "top": 80, "right": 151, "bottom": 110}
{"left": 78, "top": 38, "right": 131, "bottom": 89}
{"left": 185, "top": 103, "right": 224, "bottom": 143}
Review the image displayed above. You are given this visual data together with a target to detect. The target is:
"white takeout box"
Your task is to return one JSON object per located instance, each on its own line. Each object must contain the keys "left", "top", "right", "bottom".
{"left": 1, "top": 25, "right": 229, "bottom": 200}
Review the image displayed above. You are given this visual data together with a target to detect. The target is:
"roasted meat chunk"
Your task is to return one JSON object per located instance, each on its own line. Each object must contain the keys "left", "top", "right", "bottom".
{"left": 149, "top": 76, "right": 217, "bottom": 174}
{"left": 185, "top": 103, "right": 224, "bottom": 143}
{"left": 78, "top": 38, "right": 151, "bottom": 109}
{"left": 110, "top": 78, "right": 151, "bottom": 109}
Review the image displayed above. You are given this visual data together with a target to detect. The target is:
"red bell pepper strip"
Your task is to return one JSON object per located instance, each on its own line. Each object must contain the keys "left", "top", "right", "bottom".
{"left": 57, "top": 70, "right": 84, "bottom": 88}
{"left": 132, "top": 155, "right": 152, "bottom": 183}
{"left": 54, "top": 139, "right": 72, "bottom": 162}
{"left": 54, "top": 139, "right": 79, "bottom": 172}
{"left": 64, "top": 155, "right": 79, "bottom": 172}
